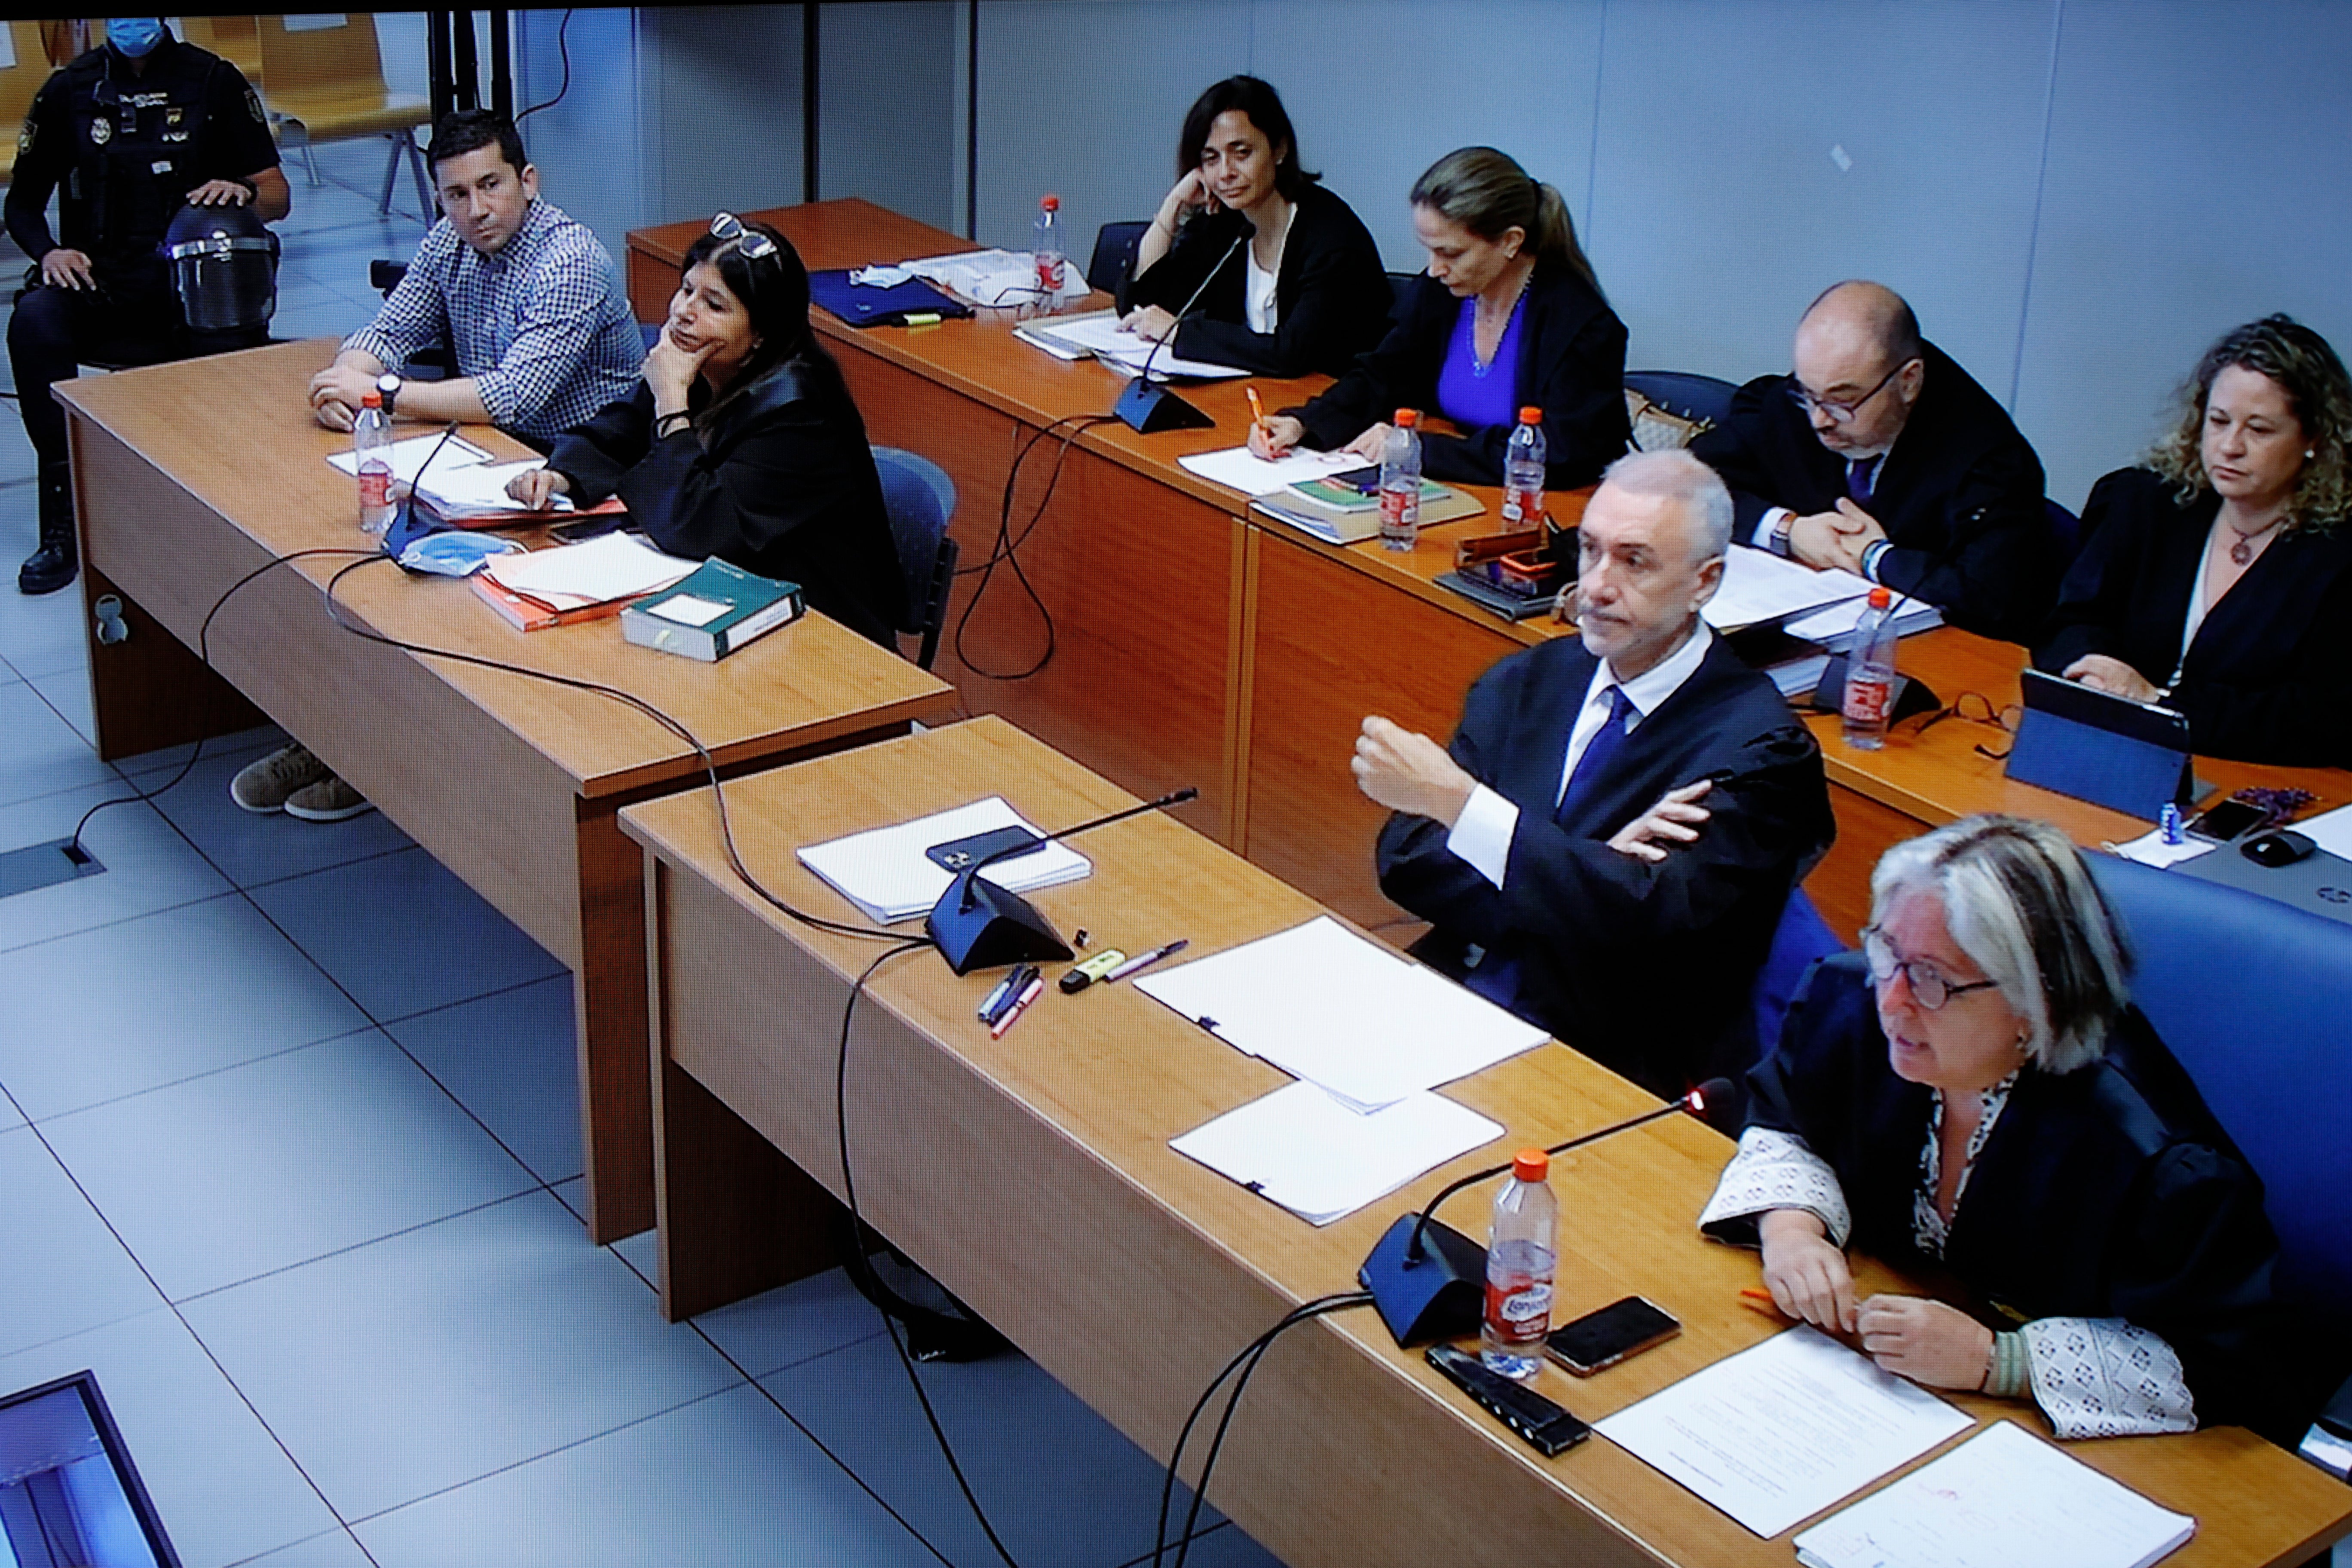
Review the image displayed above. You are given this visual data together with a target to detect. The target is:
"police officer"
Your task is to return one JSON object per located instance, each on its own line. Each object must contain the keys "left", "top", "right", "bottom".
{"left": 6, "top": 18, "right": 288, "bottom": 595}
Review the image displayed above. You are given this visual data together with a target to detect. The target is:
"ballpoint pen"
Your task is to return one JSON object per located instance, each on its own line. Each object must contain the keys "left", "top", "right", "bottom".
{"left": 1245, "top": 385, "right": 1268, "bottom": 438}
{"left": 991, "top": 975, "right": 1045, "bottom": 1038}
{"left": 1105, "top": 939, "right": 1188, "bottom": 983}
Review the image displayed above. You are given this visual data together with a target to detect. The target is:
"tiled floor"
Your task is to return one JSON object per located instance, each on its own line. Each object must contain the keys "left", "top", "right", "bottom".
{"left": 0, "top": 140, "right": 1284, "bottom": 1567}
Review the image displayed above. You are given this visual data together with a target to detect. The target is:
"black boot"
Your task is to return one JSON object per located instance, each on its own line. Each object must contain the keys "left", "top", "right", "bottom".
{"left": 17, "top": 461, "right": 74, "bottom": 596}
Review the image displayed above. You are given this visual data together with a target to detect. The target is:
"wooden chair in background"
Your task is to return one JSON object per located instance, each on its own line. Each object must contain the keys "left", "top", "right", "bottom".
{"left": 0, "top": 21, "right": 53, "bottom": 186}
{"left": 256, "top": 14, "right": 431, "bottom": 217}
{"left": 180, "top": 15, "right": 266, "bottom": 89}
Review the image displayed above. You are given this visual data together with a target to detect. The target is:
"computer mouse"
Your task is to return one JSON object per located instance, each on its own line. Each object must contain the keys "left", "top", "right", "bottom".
{"left": 2241, "top": 830, "right": 2317, "bottom": 868}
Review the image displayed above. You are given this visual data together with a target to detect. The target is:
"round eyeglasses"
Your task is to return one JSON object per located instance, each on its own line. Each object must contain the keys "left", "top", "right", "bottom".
{"left": 1784, "top": 357, "right": 1914, "bottom": 424}
{"left": 1859, "top": 925, "right": 2001, "bottom": 1011}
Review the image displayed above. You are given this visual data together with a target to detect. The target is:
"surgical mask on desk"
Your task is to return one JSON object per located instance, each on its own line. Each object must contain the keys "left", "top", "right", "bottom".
{"left": 398, "top": 530, "right": 523, "bottom": 577}
{"left": 106, "top": 18, "right": 168, "bottom": 58}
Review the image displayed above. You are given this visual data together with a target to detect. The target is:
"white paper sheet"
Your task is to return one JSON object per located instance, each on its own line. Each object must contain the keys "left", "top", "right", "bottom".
{"left": 1793, "top": 1421, "right": 2195, "bottom": 1568}
{"left": 325, "top": 432, "right": 493, "bottom": 484}
{"left": 1170, "top": 1081, "right": 1504, "bottom": 1225}
{"left": 1015, "top": 310, "right": 1250, "bottom": 380}
{"left": 795, "top": 796, "right": 1093, "bottom": 925}
{"left": 1594, "top": 1325, "right": 1973, "bottom": 1539}
{"left": 903, "top": 248, "right": 1091, "bottom": 307}
{"left": 1783, "top": 595, "right": 1944, "bottom": 651}
{"left": 2107, "top": 830, "right": 2217, "bottom": 869}
{"left": 416, "top": 458, "right": 576, "bottom": 517}
{"left": 480, "top": 533, "right": 698, "bottom": 609}
{"left": 1176, "top": 445, "right": 1360, "bottom": 497}
{"left": 1133, "top": 916, "right": 1548, "bottom": 1111}
{"left": 1703, "top": 546, "right": 1874, "bottom": 633}
{"left": 2295, "top": 801, "right": 2352, "bottom": 861}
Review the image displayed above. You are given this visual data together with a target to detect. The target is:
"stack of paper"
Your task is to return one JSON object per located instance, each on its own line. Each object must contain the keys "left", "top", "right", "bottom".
{"left": 1171, "top": 1081, "right": 1503, "bottom": 1225}
{"left": 1177, "top": 445, "right": 1361, "bottom": 497}
{"left": 416, "top": 458, "right": 579, "bottom": 518}
{"left": 1013, "top": 310, "right": 1250, "bottom": 381}
{"left": 795, "top": 796, "right": 1093, "bottom": 924}
{"left": 478, "top": 533, "right": 698, "bottom": 614}
{"left": 1133, "top": 916, "right": 1547, "bottom": 1112}
{"left": 1785, "top": 594, "right": 1944, "bottom": 651}
{"left": 1793, "top": 1421, "right": 2195, "bottom": 1568}
{"left": 325, "top": 431, "right": 492, "bottom": 485}
{"left": 1703, "top": 546, "right": 1874, "bottom": 633}
{"left": 1593, "top": 1326, "right": 1972, "bottom": 1539}
{"left": 903, "top": 248, "right": 1092, "bottom": 308}
{"left": 2107, "top": 830, "right": 2217, "bottom": 869}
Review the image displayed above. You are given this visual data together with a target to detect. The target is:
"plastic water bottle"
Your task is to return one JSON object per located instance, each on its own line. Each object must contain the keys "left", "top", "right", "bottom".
{"left": 1481, "top": 1148, "right": 1557, "bottom": 1380}
{"left": 1378, "top": 408, "right": 1423, "bottom": 552}
{"left": 1841, "top": 586, "right": 1899, "bottom": 750}
{"left": 354, "top": 390, "right": 395, "bottom": 535}
{"left": 1502, "top": 406, "right": 1547, "bottom": 530}
{"left": 1033, "top": 194, "right": 1066, "bottom": 297}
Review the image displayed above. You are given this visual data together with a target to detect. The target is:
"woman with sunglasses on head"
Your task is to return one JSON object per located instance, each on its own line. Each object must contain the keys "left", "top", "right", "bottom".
{"left": 1249, "top": 146, "right": 1628, "bottom": 488}
{"left": 1699, "top": 816, "right": 2318, "bottom": 1445}
{"left": 508, "top": 215, "right": 904, "bottom": 646}
{"left": 1116, "top": 75, "right": 1390, "bottom": 379}
{"left": 2034, "top": 314, "right": 2352, "bottom": 766}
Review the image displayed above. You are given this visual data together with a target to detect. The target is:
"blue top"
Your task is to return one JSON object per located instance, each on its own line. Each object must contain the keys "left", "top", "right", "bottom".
{"left": 1434, "top": 294, "right": 1526, "bottom": 432}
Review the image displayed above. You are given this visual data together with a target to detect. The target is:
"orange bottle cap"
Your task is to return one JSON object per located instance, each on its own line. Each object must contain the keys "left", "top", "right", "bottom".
{"left": 1040, "top": 194, "right": 1060, "bottom": 211}
{"left": 1519, "top": 406, "right": 1542, "bottom": 424}
{"left": 1394, "top": 407, "right": 1419, "bottom": 428}
{"left": 1868, "top": 586, "right": 1892, "bottom": 608}
{"left": 361, "top": 391, "right": 382, "bottom": 407}
{"left": 1513, "top": 1148, "right": 1549, "bottom": 1182}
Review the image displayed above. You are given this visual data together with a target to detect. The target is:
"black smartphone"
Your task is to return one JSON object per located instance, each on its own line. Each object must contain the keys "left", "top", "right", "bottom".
{"left": 2185, "top": 798, "right": 2270, "bottom": 842}
{"left": 550, "top": 514, "right": 627, "bottom": 544}
{"left": 1545, "top": 1296, "right": 1681, "bottom": 1376}
{"left": 1326, "top": 464, "right": 1381, "bottom": 494}
{"left": 924, "top": 824, "right": 1044, "bottom": 873}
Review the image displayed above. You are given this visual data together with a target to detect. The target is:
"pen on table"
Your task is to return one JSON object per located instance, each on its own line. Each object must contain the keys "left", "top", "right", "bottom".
{"left": 1105, "top": 939, "right": 1189, "bottom": 983}
{"left": 1739, "top": 1287, "right": 1786, "bottom": 1318}
{"left": 978, "top": 964, "right": 1036, "bottom": 1024}
{"left": 990, "top": 975, "right": 1045, "bottom": 1038}
{"left": 1245, "top": 385, "right": 1268, "bottom": 441}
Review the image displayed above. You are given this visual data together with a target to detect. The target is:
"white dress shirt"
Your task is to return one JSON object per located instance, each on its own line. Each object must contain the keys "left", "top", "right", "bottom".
{"left": 1445, "top": 623, "right": 1717, "bottom": 888}
{"left": 1243, "top": 246, "right": 1280, "bottom": 334}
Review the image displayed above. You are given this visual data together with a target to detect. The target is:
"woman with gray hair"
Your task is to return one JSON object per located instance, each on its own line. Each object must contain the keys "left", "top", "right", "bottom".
{"left": 1700, "top": 815, "right": 2307, "bottom": 1442}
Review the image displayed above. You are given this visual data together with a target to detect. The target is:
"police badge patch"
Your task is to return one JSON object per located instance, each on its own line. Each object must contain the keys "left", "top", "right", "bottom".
{"left": 15, "top": 119, "right": 30, "bottom": 159}
{"left": 247, "top": 86, "right": 266, "bottom": 124}
{"left": 90, "top": 118, "right": 110, "bottom": 146}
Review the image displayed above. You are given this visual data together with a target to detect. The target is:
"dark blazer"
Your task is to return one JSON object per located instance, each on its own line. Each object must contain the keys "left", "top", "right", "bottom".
{"left": 1289, "top": 261, "right": 1630, "bottom": 489}
{"left": 1376, "top": 634, "right": 1834, "bottom": 1097}
{"left": 1689, "top": 343, "right": 2055, "bottom": 643}
{"left": 548, "top": 351, "right": 905, "bottom": 647}
{"left": 1726, "top": 952, "right": 2318, "bottom": 1443}
{"left": 2034, "top": 467, "right": 2352, "bottom": 767}
{"left": 1118, "top": 183, "right": 1392, "bottom": 380}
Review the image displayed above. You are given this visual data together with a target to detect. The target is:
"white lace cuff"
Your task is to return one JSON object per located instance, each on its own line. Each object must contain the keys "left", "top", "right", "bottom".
{"left": 1697, "top": 1127, "right": 1853, "bottom": 1248}
{"left": 2020, "top": 1317, "right": 2196, "bottom": 1439}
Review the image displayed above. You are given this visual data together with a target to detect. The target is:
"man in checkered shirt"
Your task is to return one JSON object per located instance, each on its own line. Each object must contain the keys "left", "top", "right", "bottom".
{"left": 307, "top": 109, "right": 639, "bottom": 447}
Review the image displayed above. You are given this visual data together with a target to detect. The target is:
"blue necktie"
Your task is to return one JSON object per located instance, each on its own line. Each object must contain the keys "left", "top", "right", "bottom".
{"left": 1846, "top": 456, "right": 1877, "bottom": 503}
{"left": 1465, "top": 687, "right": 1637, "bottom": 1017}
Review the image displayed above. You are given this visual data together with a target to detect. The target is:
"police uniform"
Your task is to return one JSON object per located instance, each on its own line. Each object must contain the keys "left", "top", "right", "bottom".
{"left": 5, "top": 34, "right": 280, "bottom": 591}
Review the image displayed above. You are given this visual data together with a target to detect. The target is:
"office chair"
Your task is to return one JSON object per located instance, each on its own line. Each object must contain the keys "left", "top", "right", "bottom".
{"left": 1387, "top": 271, "right": 1418, "bottom": 316}
{"left": 872, "top": 446, "right": 960, "bottom": 671}
{"left": 1749, "top": 886, "right": 1844, "bottom": 1067}
{"left": 365, "top": 260, "right": 456, "bottom": 380}
{"left": 1087, "top": 220, "right": 1149, "bottom": 298}
{"left": 1624, "top": 371, "right": 1740, "bottom": 429}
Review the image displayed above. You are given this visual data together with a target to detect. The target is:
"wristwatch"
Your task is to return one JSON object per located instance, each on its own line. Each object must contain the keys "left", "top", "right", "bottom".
{"left": 375, "top": 372, "right": 402, "bottom": 417}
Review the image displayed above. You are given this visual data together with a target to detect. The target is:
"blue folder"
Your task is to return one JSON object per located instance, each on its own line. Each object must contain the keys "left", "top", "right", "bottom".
{"left": 806, "top": 270, "right": 971, "bottom": 328}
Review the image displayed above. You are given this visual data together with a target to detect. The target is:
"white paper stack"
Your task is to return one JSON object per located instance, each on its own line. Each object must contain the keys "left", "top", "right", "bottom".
{"left": 1793, "top": 1421, "right": 2195, "bottom": 1568}
{"left": 414, "top": 458, "right": 579, "bottom": 518}
{"left": 1176, "top": 444, "right": 1360, "bottom": 497}
{"left": 903, "top": 248, "right": 1092, "bottom": 308}
{"left": 795, "top": 796, "right": 1093, "bottom": 924}
{"left": 2107, "top": 830, "right": 2217, "bottom": 869}
{"left": 1784, "top": 593, "right": 1945, "bottom": 651}
{"left": 478, "top": 533, "right": 699, "bottom": 612}
{"left": 1133, "top": 916, "right": 1547, "bottom": 1112}
{"left": 325, "top": 431, "right": 492, "bottom": 484}
{"left": 1703, "top": 545, "right": 1874, "bottom": 633}
{"left": 1013, "top": 310, "right": 1250, "bottom": 380}
{"left": 1170, "top": 1081, "right": 1503, "bottom": 1225}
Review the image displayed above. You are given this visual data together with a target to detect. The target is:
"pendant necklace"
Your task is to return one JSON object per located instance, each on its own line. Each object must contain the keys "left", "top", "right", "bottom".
{"left": 2227, "top": 517, "right": 2284, "bottom": 567}
{"left": 1473, "top": 268, "right": 1530, "bottom": 379}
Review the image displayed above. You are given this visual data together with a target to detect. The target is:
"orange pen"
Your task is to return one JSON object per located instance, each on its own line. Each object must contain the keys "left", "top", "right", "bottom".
{"left": 1739, "top": 1286, "right": 1786, "bottom": 1318}
{"left": 1245, "top": 384, "right": 1268, "bottom": 436}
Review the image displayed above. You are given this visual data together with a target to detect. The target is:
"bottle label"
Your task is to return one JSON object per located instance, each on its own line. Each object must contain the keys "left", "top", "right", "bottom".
{"left": 1485, "top": 1280, "right": 1553, "bottom": 1344}
{"left": 1843, "top": 673, "right": 1891, "bottom": 725}
{"left": 1035, "top": 251, "right": 1064, "bottom": 293}
{"left": 1379, "top": 485, "right": 1418, "bottom": 531}
{"left": 358, "top": 465, "right": 392, "bottom": 510}
{"left": 1502, "top": 484, "right": 1540, "bottom": 526}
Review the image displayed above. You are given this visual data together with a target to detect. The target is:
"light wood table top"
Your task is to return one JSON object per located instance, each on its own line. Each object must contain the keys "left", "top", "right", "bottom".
{"left": 621, "top": 715, "right": 2350, "bottom": 1568}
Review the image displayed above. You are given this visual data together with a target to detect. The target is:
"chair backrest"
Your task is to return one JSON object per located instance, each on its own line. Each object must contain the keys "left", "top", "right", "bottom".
{"left": 871, "top": 446, "right": 959, "bottom": 670}
{"left": 0, "top": 21, "right": 52, "bottom": 146}
{"left": 1750, "top": 887, "right": 1845, "bottom": 1067}
{"left": 182, "top": 15, "right": 265, "bottom": 86}
{"left": 1087, "top": 220, "right": 1148, "bottom": 298}
{"left": 1625, "top": 371, "right": 1740, "bottom": 429}
{"left": 257, "top": 13, "right": 388, "bottom": 100}
{"left": 2088, "top": 853, "right": 2352, "bottom": 1304}
{"left": 1387, "top": 272, "right": 1418, "bottom": 316}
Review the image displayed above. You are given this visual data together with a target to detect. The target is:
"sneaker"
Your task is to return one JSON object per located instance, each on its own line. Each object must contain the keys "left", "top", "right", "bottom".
{"left": 230, "top": 743, "right": 331, "bottom": 814}
{"left": 284, "top": 773, "right": 376, "bottom": 823}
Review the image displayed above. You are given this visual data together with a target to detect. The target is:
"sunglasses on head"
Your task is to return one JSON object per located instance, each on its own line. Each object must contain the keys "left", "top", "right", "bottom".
{"left": 708, "top": 211, "right": 780, "bottom": 263}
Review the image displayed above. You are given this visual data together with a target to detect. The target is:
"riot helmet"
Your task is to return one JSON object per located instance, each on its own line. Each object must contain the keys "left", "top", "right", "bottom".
{"left": 162, "top": 200, "right": 279, "bottom": 334}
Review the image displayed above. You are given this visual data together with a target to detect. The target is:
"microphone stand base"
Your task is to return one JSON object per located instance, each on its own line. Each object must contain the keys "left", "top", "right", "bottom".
{"left": 925, "top": 873, "right": 1074, "bottom": 976}
{"left": 1359, "top": 1213, "right": 1488, "bottom": 1346}
{"left": 1112, "top": 377, "right": 1215, "bottom": 434}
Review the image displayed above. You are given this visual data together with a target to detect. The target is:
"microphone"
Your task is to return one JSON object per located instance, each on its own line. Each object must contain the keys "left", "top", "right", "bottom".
{"left": 380, "top": 422, "right": 465, "bottom": 564}
{"left": 1112, "top": 230, "right": 1245, "bottom": 435}
{"left": 1359, "top": 1077, "right": 1736, "bottom": 1347}
{"left": 925, "top": 787, "right": 1200, "bottom": 974}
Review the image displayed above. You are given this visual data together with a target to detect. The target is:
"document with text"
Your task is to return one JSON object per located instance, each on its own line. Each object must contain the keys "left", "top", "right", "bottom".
{"left": 1593, "top": 1325, "right": 1973, "bottom": 1539}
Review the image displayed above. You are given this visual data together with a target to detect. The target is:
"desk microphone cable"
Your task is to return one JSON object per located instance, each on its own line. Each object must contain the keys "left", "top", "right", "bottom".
{"left": 952, "top": 410, "right": 1118, "bottom": 682}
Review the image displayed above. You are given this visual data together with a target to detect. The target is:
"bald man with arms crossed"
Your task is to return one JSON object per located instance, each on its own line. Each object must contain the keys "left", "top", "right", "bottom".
{"left": 1356, "top": 450, "right": 1835, "bottom": 1098}
{"left": 1690, "top": 281, "right": 2058, "bottom": 643}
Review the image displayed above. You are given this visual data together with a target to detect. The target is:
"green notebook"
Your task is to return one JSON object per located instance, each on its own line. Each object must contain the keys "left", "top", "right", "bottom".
{"left": 621, "top": 557, "right": 805, "bottom": 662}
{"left": 1287, "top": 475, "right": 1448, "bottom": 512}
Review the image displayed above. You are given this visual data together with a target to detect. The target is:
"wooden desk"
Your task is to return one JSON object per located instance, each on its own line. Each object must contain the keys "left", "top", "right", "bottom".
{"left": 627, "top": 200, "right": 2352, "bottom": 939}
{"left": 620, "top": 716, "right": 2352, "bottom": 1568}
{"left": 57, "top": 341, "right": 956, "bottom": 1243}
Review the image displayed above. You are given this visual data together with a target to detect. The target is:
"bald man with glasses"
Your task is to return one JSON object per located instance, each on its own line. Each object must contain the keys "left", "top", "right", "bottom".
{"left": 1691, "top": 281, "right": 2058, "bottom": 643}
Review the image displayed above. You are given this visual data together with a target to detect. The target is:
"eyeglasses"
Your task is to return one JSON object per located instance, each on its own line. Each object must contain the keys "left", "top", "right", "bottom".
{"left": 1784, "top": 358, "right": 1915, "bottom": 424}
{"left": 1859, "top": 926, "right": 2001, "bottom": 1011}
{"left": 708, "top": 212, "right": 780, "bottom": 264}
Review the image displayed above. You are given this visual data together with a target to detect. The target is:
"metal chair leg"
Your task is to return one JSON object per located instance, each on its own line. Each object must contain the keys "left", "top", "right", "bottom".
{"left": 300, "top": 132, "right": 321, "bottom": 188}
{"left": 406, "top": 133, "right": 432, "bottom": 221}
{"left": 377, "top": 130, "right": 402, "bottom": 213}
